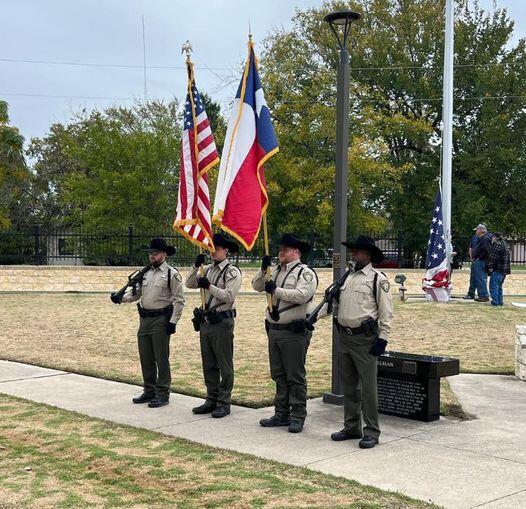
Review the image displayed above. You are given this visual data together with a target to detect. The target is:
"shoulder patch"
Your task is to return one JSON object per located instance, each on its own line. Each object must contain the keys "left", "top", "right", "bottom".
{"left": 228, "top": 267, "right": 238, "bottom": 278}
{"left": 302, "top": 271, "right": 314, "bottom": 283}
{"left": 380, "top": 280, "right": 390, "bottom": 293}
{"left": 173, "top": 270, "right": 182, "bottom": 283}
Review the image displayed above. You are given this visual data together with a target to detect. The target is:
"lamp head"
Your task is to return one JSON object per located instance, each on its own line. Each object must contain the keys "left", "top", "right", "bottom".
{"left": 324, "top": 10, "right": 361, "bottom": 50}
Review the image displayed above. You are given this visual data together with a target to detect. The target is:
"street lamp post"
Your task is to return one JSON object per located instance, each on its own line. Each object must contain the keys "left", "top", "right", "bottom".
{"left": 322, "top": 10, "right": 361, "bottom": 405}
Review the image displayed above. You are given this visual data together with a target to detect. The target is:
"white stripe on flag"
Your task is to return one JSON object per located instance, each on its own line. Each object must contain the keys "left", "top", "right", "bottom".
{"left": 198, "top": 178, "right": 209, "bottom": 193}
{"left": 182, "top": 130, "right": 194, "bottom": 219}
{"left": 197, "top": 125, "right": 212, "bottom": 143}
{"left": 198, "top": 200, "right": 212, "bottom": 220}
{"left": 213, "top": 101, "right": 256, "bottom": 216}
{"left": 198, "top": 142, "right": 217, "bottom": 163}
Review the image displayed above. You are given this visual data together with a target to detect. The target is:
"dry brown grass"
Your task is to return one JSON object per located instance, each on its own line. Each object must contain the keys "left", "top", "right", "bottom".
{"left": 0, "top": 293, "right": 521, "bottom": 413}
{"left": 0, "top": 394, "right": 437, "bottom": 508}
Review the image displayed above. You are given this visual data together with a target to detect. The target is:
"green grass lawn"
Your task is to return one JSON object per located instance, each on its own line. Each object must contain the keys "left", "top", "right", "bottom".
{"left": 0, "top": 394, "right": 438, "bottom": 509}
{"left": 1, "top": 293, "right": 521, "bottom": 419}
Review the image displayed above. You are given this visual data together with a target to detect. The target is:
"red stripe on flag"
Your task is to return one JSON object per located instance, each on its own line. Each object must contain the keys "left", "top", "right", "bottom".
{"left": 198, "top": 152, "right": 219, "bottom": 171}
{"left": 198, "top": 134, "right": 214, "bottom": 152}
{"left": 196, "top": 119, "right": 210, "bottom": 134}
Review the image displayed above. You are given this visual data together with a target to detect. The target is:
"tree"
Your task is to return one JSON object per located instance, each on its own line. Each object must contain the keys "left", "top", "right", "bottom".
{"left": 28, "top": 101, "right": 183, "bottom": 231}
{"left": 260, "top": 0, "right": 526, "bottom": 247}
{"left": 0, "top": 100, "right": 30, "bottom": 228}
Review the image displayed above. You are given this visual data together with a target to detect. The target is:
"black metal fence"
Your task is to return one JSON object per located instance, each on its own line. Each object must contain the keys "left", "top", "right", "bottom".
{"left": 1, "top": 226, "right": 525, "bottom": 267}
{"left": 0, "top": 226, "right": 332, "bottom": 267}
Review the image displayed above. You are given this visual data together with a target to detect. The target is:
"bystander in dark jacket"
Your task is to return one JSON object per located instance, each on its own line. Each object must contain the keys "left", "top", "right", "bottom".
{"left": 471, "top": 224, "right": 492, "bottom": 302}
{"left": 486, "top": 233, "right": 511, "bottom": 306}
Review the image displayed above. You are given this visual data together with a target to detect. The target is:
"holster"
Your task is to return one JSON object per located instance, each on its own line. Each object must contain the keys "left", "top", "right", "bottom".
{"left": 206, "top": 309, "right": 221, "bottom": 325}
{"left": 361, "top": 317, "right": 378, "bottom": 337}
{"left": 192, "top": 307, "right": 206, "bottom": 332}
{"left": 269, "top": 306, "right": 280, "bottom": 322}
{"left": 291, "top": 319, "right": 306, "bottom": 334}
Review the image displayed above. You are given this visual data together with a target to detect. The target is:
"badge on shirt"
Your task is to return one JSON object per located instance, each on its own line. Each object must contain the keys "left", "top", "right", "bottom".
{"left": 228, "top": 268, "right": 238, "bottom": 278}
{"left": 302, "top": 271, "right": 314, "bottom": 283}
{"left": 174, "top": 271, "right": 182, "bottom": 283}
{"left": 380, "top": 280, "right": 390, "bottom": 293}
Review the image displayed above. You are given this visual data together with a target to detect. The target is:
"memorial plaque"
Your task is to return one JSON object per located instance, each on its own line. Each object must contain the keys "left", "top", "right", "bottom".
{"left": 376, "top": 351, "right": 459, "bottom": 422}
{"left": 377, "top": 376, "right": 440, "bottom": 421}
{"left": 325, "top": 350, "right": 459, "bottom": 422}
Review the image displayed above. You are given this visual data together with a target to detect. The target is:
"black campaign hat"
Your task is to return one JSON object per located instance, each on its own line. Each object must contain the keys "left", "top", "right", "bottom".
{"left": 342, "top": 235, "right": 384, "bottom": 264}
{"left": 278, "top": 233, "right": 311, "bottom": 254}
{"left": 213, "top": 233, "right": 239, "bottom": 253}
{"left": 147, "top": 237, "right": 176, "bottom": 256}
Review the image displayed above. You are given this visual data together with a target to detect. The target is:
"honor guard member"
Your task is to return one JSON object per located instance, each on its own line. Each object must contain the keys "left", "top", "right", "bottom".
{"left": 186, "top": 233, "right": 242, "bottom": 419}
{"left": 317, "top": 235, "right": 393, "bottom": 448}
{"left": 252, "top": 233, "right": 318, "bottom": 433}
{"left": 120, "top": 238, "right": 185, "bottom": 408}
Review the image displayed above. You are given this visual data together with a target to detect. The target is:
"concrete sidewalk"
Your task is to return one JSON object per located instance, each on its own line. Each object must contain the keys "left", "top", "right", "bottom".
{"left": 1, "top": 360, "right": 525, "bottom": 508}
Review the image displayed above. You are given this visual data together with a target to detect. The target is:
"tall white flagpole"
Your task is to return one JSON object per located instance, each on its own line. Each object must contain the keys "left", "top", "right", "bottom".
{"left": 441, "top": 0, "right": 454, "bottom": 258}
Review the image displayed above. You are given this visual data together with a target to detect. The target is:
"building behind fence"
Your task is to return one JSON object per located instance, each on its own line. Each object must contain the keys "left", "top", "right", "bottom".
{"left": 1, "top": 226, "right": 525, "bottom": 268}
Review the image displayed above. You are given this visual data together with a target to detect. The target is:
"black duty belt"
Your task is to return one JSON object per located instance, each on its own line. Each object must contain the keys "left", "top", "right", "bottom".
{"left": 137, "top": 304, "right": 173, "bottom": 318}
{"left": 265, "top": 319, "right": 307, "bottom": 334}
{"left": 265, "top": 321, "right": 294, "bottom": 331}
{"left": 335, "top": 320, "right": 371, "bottom": 336}
{"left": 204, "top": 309, "right": 236, "bottom": 323}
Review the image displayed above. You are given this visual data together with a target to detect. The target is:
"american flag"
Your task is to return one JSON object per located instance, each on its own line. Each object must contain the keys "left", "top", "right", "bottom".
{"left": 173, "top": 62, "right": 219, "bottom": 251}
{"left": 423, "top": 189, "right": 451, "bottom": 291}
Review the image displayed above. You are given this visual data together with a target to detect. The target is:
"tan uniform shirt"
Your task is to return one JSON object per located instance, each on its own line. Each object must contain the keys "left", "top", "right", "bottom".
{"left": 252, "top": 259, "right": 317, "bottom": 324}
{"left": 186, "top": 258, "right": 242, "bottom": 311}
{"left": 334, "top": 263, "right": 393, "bottom": 340}
{"left": 122, "top": 261, "right": 185, "bottom": 324}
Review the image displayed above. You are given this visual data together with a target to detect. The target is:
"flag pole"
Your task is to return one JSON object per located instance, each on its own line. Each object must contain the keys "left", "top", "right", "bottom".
{"left": 441, "top": 0, "right": 454, "bottom": 277}
{"left": 248, "top": 28, "right": 272, "bottom": 312}
{"left": 262, "top": 212, "right": 273, "bottom": 311}
{"left": 183, "top": 42, "right": 206, "bottom": 309}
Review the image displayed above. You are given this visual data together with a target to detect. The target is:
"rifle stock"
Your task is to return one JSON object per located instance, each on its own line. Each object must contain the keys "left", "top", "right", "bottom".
{"left": 110, "top": 263, "right": 152, "bottom": 304}
{"left": 305, "top": 267, "right": 353, "bottom": 329}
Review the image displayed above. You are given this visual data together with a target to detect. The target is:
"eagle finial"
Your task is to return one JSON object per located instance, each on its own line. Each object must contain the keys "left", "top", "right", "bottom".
{"left": 181, "top": 40, "right": 193, "bottom": 60}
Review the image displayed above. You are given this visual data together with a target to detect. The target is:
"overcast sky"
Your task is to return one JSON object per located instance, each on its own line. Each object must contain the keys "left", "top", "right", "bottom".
{"left": 1, "top": 0, "right": 525, "bottom": 144}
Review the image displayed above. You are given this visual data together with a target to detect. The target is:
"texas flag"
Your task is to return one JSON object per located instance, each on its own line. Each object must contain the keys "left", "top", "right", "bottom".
{"left": 213, "top": 39, "right": 278, "bottom": 250}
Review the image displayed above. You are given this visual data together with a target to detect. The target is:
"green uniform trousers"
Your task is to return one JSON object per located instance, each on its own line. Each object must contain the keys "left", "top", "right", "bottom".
{"left": 267, "top": 327, "right": 311, "bottom": 423}
{"left": 137, "top": 315, "right": 171, "bottom": 399}
{"left": 199, "top": 318, "right": 235, "bottom": 406}
{"left": 338, "top": 330, "right": 381, "bottom": 438}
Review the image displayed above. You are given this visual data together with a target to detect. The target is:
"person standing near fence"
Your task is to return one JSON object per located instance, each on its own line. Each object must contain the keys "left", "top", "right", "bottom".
{"left": 464, "top": 228, "right": 482, "bottom": 299}
{"left": 252, "top": 233, "right": 318, "bottom": 434}
{"left": 486, "top": 233, "right": 511, "bottom": 306}
{"left": 116, "top": 238, "right": 185, "bottom": 408}
{"left": 471, "top": 224, "right": 492, "bottom": 302}
{"left": 186, "top": 233, "right": 242, "bottom": 419}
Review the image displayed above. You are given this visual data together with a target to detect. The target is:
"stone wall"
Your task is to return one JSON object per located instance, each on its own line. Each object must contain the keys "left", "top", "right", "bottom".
{"left": 1, "top": 265, "right": 525, "bottom": 295}
{"left": 516, "top": 325, "right": 526, "bottom": 381}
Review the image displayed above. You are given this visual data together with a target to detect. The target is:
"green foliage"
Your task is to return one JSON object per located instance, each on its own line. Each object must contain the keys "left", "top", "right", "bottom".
{"left": 0, "top": 100, "right": 30, "bottom": 228}
{"left": 260, "top": 0, "right": 526, "bottom": 243}
{"left": 28, "top": 101, "right": 182, "bottom": 230}
{"left": 7, "top": 0, "right": 526, "bottom": 252}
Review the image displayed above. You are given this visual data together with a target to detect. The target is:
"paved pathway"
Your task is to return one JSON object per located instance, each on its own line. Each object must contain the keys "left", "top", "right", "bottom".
{"left": 1, "top": 360, "right": 525, "bottom": 508}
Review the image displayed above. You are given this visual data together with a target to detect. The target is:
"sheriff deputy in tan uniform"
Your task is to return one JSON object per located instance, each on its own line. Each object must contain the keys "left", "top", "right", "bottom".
{"left": 314, "top": 235, "right": 393, "bottom": 448}
{"left": 186, "top": 233, "right": 242, "bottom": 419}
{"left": 252, "top": 233, "right": 318, "bottom": 434}
{"left": 116, "top": 238, "right": 185, "bottom": 408}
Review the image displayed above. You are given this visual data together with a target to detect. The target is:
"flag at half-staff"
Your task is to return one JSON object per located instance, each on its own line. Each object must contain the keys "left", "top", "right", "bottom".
{"left": 213, "top": 37, "right": 278, "bottom": 251}
{"left": 422, "top": 189, "right": 452, "bottom": 302}
{"left": 173, "top": 52, "right": 219, "bottom": 252}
